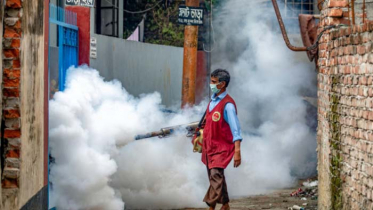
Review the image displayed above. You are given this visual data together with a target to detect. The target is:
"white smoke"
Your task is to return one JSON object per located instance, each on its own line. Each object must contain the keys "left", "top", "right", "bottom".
{"left": 211, "top": 0, "right": 317, "bottom": 197}
{"left": 49, "top": 0, "right": 317, "bottom": 209}
{"left": 49, "top": 66, "right": 208, "bottom": 209}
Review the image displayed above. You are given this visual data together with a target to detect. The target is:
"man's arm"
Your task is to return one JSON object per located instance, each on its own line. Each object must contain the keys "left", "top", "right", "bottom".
{"left": 224, "top": 103, "right": 242, "bottom": 168}
{"left": 224, "top": 103, "right": 242, "bottom": 142}
{"left": 234, "top": 141, "right": 241, "bottom": 168}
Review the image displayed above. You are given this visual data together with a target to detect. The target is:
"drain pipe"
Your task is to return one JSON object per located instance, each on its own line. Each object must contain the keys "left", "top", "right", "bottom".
{"left": 271, "top": 0, "right": 307, "bottom": 51}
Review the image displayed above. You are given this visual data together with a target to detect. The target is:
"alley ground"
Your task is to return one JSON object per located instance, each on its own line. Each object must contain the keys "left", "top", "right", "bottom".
{"left": 184, "top": 179, "right": 318, "bottom": 210}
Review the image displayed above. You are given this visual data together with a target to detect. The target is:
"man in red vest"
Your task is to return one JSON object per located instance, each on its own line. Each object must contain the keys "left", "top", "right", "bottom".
{"left": 202, "top": 69, "right": 242, "bottom": 210}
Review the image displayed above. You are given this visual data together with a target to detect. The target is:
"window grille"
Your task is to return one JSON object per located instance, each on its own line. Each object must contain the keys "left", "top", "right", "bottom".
{"left": 284, "top": 0, "right": 315, "bottom": 19}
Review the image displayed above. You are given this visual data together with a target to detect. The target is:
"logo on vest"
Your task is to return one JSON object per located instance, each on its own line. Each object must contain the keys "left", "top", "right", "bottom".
{"left": 212, "top": 111, "right": 221, "bottom": 122}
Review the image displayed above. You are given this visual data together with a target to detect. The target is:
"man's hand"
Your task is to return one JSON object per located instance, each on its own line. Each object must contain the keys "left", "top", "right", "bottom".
{"left": 234, "top": 140, "right": 241, "bottom": 168}
{"left": 234, "top": 150, "right": 241, "bottom": 167}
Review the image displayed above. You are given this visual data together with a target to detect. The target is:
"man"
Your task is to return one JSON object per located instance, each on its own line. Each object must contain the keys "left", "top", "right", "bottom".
{"left": 202, "top": 69, "right": 242, "bottom": 210}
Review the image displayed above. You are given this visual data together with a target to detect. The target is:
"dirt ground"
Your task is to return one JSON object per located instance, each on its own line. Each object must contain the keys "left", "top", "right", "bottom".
{"left": 185, "top": 181, "right": 318, "bottom": 210}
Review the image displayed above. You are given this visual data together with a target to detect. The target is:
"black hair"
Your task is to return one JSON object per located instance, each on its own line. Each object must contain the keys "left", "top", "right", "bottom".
{"left": 211, "top": 69, "right": 230, "bottom": 87}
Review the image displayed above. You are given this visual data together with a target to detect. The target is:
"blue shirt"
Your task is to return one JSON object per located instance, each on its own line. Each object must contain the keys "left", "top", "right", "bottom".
{"left": 208, "top": 91, "right": 243, "bottom": 142}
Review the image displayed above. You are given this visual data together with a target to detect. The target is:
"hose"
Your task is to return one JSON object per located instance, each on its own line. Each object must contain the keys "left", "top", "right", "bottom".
{"left": 306, "top": 24, "right": 349, "bottom": 51}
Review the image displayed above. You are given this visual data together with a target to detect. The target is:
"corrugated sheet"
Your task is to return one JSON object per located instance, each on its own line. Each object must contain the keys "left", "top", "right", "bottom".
{"left": 90, "top": 35, "right": 184, "bottom": 107}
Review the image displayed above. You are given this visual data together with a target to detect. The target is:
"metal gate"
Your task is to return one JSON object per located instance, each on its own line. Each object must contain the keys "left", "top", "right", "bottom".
{"left": 49, "top": 4, "right": 78, "bottom": 91}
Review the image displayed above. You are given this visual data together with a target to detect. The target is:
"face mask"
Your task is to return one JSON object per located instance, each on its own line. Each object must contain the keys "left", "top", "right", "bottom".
{"left": 210, "top": 83, "right": 221, "bottom": 94}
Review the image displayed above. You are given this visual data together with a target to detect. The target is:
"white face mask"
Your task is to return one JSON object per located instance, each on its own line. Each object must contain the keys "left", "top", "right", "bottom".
{"left": 210, "top": 83, "right": 221, "bottom": 94}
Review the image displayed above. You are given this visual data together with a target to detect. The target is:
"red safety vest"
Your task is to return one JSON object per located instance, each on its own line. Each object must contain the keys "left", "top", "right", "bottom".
{"left": 202, "top": 94, "right": 237, "bottom": 169}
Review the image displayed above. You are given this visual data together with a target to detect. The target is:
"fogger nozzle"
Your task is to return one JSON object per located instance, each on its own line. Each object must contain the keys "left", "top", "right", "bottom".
{"left": 134, "top": 121, "right": 199, "bottom": 140}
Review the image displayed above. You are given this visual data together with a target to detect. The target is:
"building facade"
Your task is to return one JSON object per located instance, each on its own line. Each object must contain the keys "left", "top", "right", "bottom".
{"left": 317, "top": 0, "right": 373, "bottom": 209}
{"left": 0, "top": 0, "right": 49, "bottom": 209}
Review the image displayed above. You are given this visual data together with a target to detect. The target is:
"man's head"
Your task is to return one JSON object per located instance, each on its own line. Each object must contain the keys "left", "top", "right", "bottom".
{"left": 210, "top": 69, "right": 230, "bottom": 94}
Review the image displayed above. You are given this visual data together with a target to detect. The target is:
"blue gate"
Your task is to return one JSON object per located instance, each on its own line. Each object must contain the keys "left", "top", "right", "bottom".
{"left": 48, "top": 5, "right": 79, "bottom": 210}
{"left": 49, "top": 4, "right": 79, "bottom": 91}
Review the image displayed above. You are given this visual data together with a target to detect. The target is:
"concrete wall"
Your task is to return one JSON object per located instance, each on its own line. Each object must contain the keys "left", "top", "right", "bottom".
{"left": 49, "top": 0, "right": 58, "bottom": 47}
{"left": 1, "top": 0, "right": 47, "bottom": 209}
{"left": 90, "top": 34, "right": 184, "bottom": 107}
{"left": 19, "top": 0, "right": 46, "bottom": 208}
{"left": 50, "top": 46, "right": 59, "bottom": 96}
{"left": 317, "top": 0, "right": 373, "bottom": 209}
{"left": 88, "top": 4, "right": 191, "bottom": 107}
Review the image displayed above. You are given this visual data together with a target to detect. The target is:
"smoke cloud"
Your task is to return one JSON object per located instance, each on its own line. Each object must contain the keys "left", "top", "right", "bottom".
{"left": 49, "top": 0, "right": 317, "bottom": 209}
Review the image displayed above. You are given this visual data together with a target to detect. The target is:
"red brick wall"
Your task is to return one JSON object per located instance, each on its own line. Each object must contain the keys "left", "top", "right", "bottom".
{"left": 317, "top": 1, "right": 373, "bottom": 209}
{"left": 2, "top": 0, "right": 22, "bottom": 190}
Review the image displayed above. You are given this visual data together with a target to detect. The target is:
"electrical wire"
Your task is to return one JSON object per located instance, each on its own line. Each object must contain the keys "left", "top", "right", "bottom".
{"left": 103, "top": 0, "right": 163, "bottom": 14}
{"left": 306, "top": 24, "right": 348, "bottom": 51}
{"left": 203, "top": 0, "right": 216, "bottom": 52}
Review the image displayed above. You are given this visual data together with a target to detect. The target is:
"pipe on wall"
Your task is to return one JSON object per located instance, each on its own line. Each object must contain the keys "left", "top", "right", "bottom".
{"left": 270, "top": 0, "right": 308, "bottom": 52}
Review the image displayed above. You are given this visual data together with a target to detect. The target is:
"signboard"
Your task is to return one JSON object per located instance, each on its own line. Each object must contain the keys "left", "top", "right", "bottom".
{"left": 80, "top": 0, "right": 95, "bottom": 7}
{"left": 66, "top": 0, "right": 95, "bottom": 7}
{"left": 66, "top": 0, "right": 80, "bottom": 6}
{"left": 90, "top": 37, "right": 97, "bottom": 59}
{"left": 178, "top": 6, "right": 204, "bottom": 26}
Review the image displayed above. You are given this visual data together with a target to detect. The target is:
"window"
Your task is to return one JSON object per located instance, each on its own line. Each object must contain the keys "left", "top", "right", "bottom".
{"left": 279, "top": 0, "right": 316, "bottom": 34}
{"left": 285, "top": 0, "right": 315, "bottom": 18}
{"left": 96, "top": 0, "right": 119, "bottom": 37}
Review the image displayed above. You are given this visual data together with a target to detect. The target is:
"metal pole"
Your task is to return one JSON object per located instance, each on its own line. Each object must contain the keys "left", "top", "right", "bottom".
{"left": 181, "top": 0, "right": 200, "bottom": 108}
{"left": 351, "top": 0, "right": 355, "bottom": 25}
{"left": 208, "top": 6, "right": 212, "bottom": 99}
{"left": 347, "top": 0, "right": 352, "bottom": 23}
{"left": 112, "top": 0, "right": 115, "bottom": 36}
{"left": 362, "top": 0, "right": 366, "bottom": 23}
{"left": 271, "top": 0, "right": 307, "bottom": 51}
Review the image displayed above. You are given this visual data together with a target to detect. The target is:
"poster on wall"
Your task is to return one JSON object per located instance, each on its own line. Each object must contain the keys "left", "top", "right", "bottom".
{"left": 65, "top": 0, "right": 95, "bottom": 7}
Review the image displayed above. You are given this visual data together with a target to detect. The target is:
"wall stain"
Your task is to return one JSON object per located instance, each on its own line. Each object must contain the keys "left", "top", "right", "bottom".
{"left": 18, "top": 0, "right": 45, "bottom": 207}
{"left": 329, "top": 75, "right": 343, "bottom": 210}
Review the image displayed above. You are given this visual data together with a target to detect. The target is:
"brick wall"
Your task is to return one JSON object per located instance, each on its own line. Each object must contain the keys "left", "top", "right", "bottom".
{"left": 0, "top": 0, "right": 4, "bottom": 206}
{"left": 1, "top": 0, "right": 22, "bottom": 209}
{"left": 2, "top": 0, "right": 22, "bottom": 191}
{"left": 1, "top": 0, "right": 47, "bottom": 209}
{"left": 317, "top": 0, "right": 373, "bottom": 209}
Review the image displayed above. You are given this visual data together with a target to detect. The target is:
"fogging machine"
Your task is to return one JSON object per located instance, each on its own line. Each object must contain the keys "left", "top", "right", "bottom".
{"left": 134, "top": 121, "right": 200, "bottom": 140}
